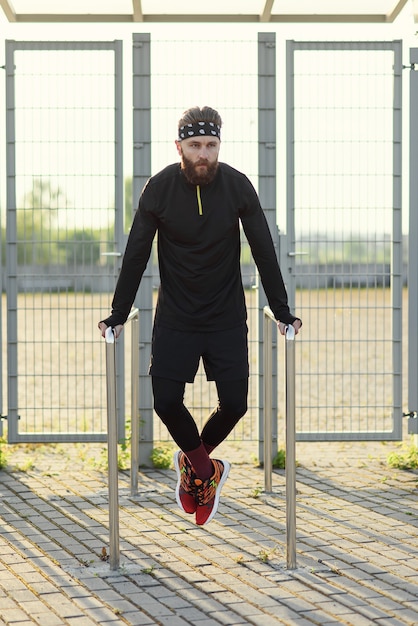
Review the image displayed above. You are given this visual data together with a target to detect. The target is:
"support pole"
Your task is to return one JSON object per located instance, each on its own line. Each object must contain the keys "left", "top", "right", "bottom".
{"left": 263, "top": 307, "right": 297, "bottom": 569}
{"left": 105, "top": 327, "right": 120, "bottom": 571}
{"left": 130, "top": 316, "right": 139, "bottom": 495}
{"left": 285, "top": 324, "right": 296, "bottom": 570}
{"left": 263, "top": 310, "right": 273, "bottom": 492}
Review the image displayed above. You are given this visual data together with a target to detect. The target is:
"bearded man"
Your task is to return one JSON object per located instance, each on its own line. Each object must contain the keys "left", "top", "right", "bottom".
{"left": 99, "top": 106, "right": 301, "bottom": 526}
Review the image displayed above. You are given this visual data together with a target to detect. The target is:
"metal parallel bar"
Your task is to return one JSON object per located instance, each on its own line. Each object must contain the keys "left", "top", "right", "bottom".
{"left": 285, "top": 324, "right": 296, "bottom": 570}
{"left": 263, "top": 306, "right": 276, "bottom": 493}
{"left": 105, "top": 307, "right": 139, "bottom": 568}
{"left": 130, "top": 314, "right": 140, "bottom": 495}
{"left": 263, "top": 306, "right": 297, "bottom": 570}
{"left": 105, "top": 327, "right": 120, "bottom": 571}
{"left": 263, "top": 310, "right": 273, "bottom": 492}
{"left": 124, "top": 307, "right": 140, "bottom": 494}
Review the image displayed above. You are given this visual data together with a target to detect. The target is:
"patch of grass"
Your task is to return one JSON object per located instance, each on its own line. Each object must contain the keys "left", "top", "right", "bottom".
{"left": 1, "top": 442, "right": 62, "bottom": 472}
{"left": 272, "top": 448, "right": 286, "bottom": 469}
{"left": 150, "top": 444, "right": 175, "bottom": 469}
{"left": 89, "top": 441, "right": 131, "bottom": 472}
{"left": 258, "top": 550, "right": 269, "bottom": 562}
{"left": 387, "top": 442, "right": 418, "bottom": 470}
{"left": 117, "top": 436, "right": 131, "bottom": 471}
{"left": 14, "top": 458, "right": 35, "bottom": 472}
{"left": 0, "top": 438, "right": 8, "bottom": 469}
{"left": 251, "top": 486, "right": 262, "bottom": 499}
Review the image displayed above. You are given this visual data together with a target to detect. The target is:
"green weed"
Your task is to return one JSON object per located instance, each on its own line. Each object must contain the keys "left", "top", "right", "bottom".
{"left": 273, "top": 448, "right": 286, "bottom": 469}
{"left": 151, "top": 444, "right": 175, "bottom": 469}
{"left": 387, "top": 441, "right": 418, "bottom": 470}
{"left": 251, "top": 486, "right": 262, "bottom": 498}
{"left": 0, "top": 438, "right": 8, "bottom": 469}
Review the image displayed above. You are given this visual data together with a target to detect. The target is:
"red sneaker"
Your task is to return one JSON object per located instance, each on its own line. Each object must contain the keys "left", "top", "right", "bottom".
{"left": 174, "top": 451, "right": 198, "bottom": 514}
{"left": 195, "top": 459, "right": 230, "bottom": 526}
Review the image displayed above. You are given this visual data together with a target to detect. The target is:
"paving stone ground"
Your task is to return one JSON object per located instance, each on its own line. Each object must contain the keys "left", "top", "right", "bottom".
{"left": 0, "top": 440, "right": 417, "bottom": 625}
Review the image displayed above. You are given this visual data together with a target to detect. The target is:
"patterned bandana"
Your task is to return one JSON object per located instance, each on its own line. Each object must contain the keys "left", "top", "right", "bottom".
{"left": 178, "top": 121, "right": 221, "bottom": 141}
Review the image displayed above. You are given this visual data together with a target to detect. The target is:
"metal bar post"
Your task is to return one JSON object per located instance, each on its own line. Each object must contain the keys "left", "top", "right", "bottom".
{"left": 263, "top": 309, "right": 273, "bottom": 492}
{"left": 114, "top": 40, "right": 126, "bottom": 440}
{"left": 285, "top": 324, "right": 296, "bottom": 570}
{"left": 105, "top": 327, "right": 120, "bottom": 571}
{"left": 409, "top": 48, "right": 418, "bottom": 445}
{"left": 391, "top": 39, "right": 403, "bottom": 439}
{"left": 132, "top": 33, "right": 154, "bottom": 467}
{"left": 130, "top": 314, "right": 139, "bottom": 495}
{"left": 5, "top": 40, "right": 19, "bottom": 443}
{"left": 258, "top": 32, "right": 278, "bottom": 466}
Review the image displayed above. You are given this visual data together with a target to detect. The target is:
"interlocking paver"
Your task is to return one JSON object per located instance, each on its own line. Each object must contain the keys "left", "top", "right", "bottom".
{"left": 1, "top": 442, "right": 418, "bottom": 626}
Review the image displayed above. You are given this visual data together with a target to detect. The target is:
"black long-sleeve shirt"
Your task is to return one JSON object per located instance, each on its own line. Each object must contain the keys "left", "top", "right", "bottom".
{"left": 102, "top": 162, "right": 298, "bottom": 332}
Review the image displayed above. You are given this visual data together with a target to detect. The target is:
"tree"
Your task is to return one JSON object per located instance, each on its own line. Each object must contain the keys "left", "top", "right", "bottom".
{"left": 16, "top": 179, "right": 67, "bottom": 264}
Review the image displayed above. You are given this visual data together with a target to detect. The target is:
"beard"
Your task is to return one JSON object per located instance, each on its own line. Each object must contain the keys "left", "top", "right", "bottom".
{"left": 180, "top": 153, "right": 218, "bottom": 186}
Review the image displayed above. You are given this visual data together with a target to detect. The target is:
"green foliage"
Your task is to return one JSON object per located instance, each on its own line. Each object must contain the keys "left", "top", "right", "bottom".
{"left": 6, "top": 177, "right": 115, "bottom": 266}
{"left": 3, "top": 176, "right": 406, "bottom": 268}
{"left": 251, "top": 486, "right": 262, "bottom": 498}
{"left": 117, "top": 438, "right": 131, "bottom": 471}
{"left": 273, "top": 448, "right": 286, "bottom": 469}
{"left": 57, "top": 229, "right": 102, "bottom": 266}
{"left": 0, "top": 438, "right": 8, "bottom": 470}
{"left": 151, "top": 445, "right": 175, "bottom": 469}
{"left": 90, "top": 441, "right": 131, "bottom": 472}
{"left": 387, "top": 442, "right": 418, "bottom": 470}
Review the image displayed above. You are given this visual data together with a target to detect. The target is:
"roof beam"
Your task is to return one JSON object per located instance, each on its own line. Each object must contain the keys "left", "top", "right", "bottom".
{"left": 8, "top": 14, "right": 400, "bottom": 23}
{"left": 0, "top": 0, "right": 16, "bottom": 22}
{"left": 386, "top": 0, "right": 409, "bottom": 22}
{"left": 260, "top": 0, "right": 274, "bottom": 22}
{"left": 132, "top": 0, "right": 143, "bottom": 22}
{"left": 270, "top": 14, "right": 388, "bottom": 23}
{"left": 0, "top": 5, "right": 409, "bottom": 24}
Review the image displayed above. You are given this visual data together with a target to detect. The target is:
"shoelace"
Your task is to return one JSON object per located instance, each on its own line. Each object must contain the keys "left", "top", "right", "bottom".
{"left": 194, "top": 474, "right": 219, "bottom": 505}
{"left": 180, "top": 456, "right": 198, "bottom": 492}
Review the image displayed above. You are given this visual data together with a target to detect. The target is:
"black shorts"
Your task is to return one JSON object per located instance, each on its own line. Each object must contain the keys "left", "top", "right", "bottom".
{"left": 149, "top": 323, "right": 249, "bottom": 383}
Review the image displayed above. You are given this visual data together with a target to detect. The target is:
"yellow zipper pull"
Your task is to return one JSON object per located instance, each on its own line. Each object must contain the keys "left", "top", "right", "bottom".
{"left": 196, "top": 185, "right": 203, "bottom": 216}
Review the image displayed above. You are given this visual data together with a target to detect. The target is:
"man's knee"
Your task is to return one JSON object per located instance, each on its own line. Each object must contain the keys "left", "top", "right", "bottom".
{"left": 220, "top": 397, "right": 247, "bottom": 419}
{"left": 217, "top": 378, "right": 248, "bottom": 419}
{"left": 152, "top": 377, "right": 184, "bottom": 419}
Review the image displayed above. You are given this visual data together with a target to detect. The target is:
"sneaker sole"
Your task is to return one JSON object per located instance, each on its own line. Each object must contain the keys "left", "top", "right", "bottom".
{"left": 173, "top": 450, "right": 189, "bottom": 513}
{"left": 197, "top": 459, "right": 231, "bottom": 526}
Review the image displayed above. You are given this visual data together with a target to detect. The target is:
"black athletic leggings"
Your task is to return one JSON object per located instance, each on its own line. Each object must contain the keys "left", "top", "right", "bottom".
{"left": 152, "top": 376, "right": 248, "bottom": 452}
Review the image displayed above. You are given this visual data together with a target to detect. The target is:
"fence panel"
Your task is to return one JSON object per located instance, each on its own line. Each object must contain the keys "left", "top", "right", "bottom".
{"left": 5, "top": 40, "right": 124, "bottom": 442}
{"left": 285, "top": 41, "right": 403, "bottom": 440}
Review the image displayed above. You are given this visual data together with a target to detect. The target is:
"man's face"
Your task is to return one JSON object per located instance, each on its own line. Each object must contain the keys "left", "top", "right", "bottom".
{"left": 176, "top": 136, "right": 221, "bottom": 185}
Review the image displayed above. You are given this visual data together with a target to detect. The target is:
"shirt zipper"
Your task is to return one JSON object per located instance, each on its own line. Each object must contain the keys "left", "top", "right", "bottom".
{"left": 196, "top": 185, "right": 203, "bottom": 216}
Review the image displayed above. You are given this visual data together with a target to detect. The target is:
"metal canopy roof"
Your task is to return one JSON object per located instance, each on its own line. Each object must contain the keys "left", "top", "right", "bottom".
{"left": 0, "top": 0, "right": 413, "bottom": 23}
